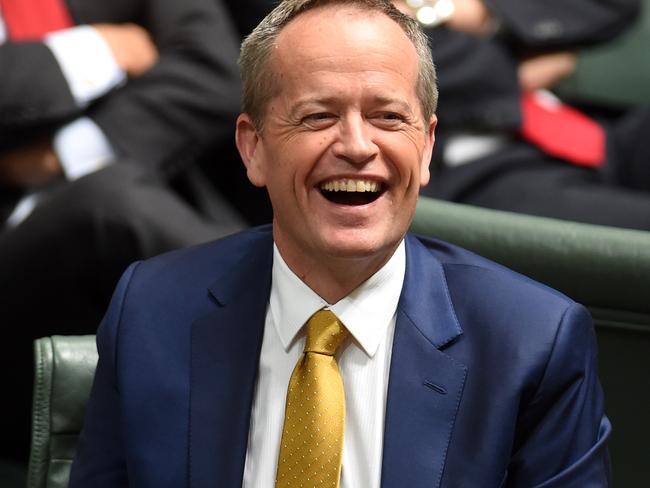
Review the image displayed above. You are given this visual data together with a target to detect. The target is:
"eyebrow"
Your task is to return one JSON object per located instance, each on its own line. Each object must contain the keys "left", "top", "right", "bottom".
{"left": 368, "top": 95, "right": 414, "bottom": 114}
{"left": 289, "top": 94, "right": 414, "bottom": 118}
{"left": 289, "top": 97, "right": 335, "bottom": 113}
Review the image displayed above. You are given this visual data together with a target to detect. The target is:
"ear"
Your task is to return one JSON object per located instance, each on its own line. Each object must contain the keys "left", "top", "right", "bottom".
{"left": 419, "top": 114, "right": 437, "bottom": 187}
{"left": 236, "top": 113, "right": 267, "bottom": 188}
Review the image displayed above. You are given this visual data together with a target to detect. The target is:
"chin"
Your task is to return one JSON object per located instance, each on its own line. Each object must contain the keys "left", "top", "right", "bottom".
{"left": 318, "top": 229, "right": 400, "bottom": 261}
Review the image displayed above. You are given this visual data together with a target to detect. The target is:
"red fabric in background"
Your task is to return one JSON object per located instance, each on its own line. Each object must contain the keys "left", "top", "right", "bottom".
{"left": 520, "top": 90, "right": 605, "bottom": 168}
{"left": 0, "top": 0, "right": 73, "bottom": 41}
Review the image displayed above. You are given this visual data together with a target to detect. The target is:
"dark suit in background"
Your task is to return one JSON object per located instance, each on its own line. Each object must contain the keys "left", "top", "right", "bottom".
{"left": 0, "top": 0, "right": 245, "bottom": 461}
{"left": 205, "top": 0, "right": 278, "bottom": 225}
{"left": 223, "top": 0, "right": 277, "bottom": 37}
{"left": 420, "top": 0, "right": 650, "bottom": 230}
{"left": 70, "top": 227, "right": 610, "bottom": 487}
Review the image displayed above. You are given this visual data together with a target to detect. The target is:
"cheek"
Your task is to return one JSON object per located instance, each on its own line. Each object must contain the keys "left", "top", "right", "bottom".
{"left": 381, "top": 136, "right": 426, "bottom": 184}
{"left": 292, "top": 134, "right": 336, "bottom": 179}
{"left": 264, "top": 150, "right": 310, "bottom": 199}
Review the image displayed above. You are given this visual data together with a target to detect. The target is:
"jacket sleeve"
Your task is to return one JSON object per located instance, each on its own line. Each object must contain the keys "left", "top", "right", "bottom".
{"left": 88, "top": 0, "right": 241, "bottom": 176}
{"left": 506, "top": 303, "right": 611, "bottom": 487}
{"left": 429, "top": 27, "right": 522, "bottom": 131}
{"left": 0, "top": 42, "right": 79, "bottom": 135}
{"left": 68, "top": 262, "right": 139, "bottom": 487}
{"left": 484, "top": 0, "right": 640, "bottom": 50}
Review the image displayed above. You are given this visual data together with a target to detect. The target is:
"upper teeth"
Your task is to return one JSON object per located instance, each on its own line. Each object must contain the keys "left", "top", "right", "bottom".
{"left": 320, "top": 179, "right": 380, "bottom": 192}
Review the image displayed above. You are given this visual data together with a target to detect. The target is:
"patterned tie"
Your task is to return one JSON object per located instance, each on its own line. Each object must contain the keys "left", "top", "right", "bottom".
{"left": 275, "top": 309, "right": 350, "bottom": 488}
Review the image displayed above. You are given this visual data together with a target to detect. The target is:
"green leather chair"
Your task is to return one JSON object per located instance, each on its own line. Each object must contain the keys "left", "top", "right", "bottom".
{"left": 27, "top": 335, "right": 97, "bottom": 488}
{"left": 412, "top": 197, "right": 650, "bottom": 488}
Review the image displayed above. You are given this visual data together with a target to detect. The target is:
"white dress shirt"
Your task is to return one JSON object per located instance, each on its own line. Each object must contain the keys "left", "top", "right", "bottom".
{"left": 242, "top": 241, "right": 406, "bottom": 488}
{"left": 45, "top": 26, "right": 126, "bottom": 107}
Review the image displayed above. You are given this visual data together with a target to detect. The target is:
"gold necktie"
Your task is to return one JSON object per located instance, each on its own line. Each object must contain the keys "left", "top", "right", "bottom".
{"left": 275, "top": 309, "right": 350, "bottom": 488}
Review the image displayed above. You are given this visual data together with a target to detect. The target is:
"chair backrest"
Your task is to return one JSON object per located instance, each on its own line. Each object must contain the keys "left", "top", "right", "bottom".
{"left": 28, "top": 335, "right": 98, "bottom": 488}
{"left": 412, "top": 197, "right": 650, "bottom": 488}
{"left": 555, "top": 0, "right": 650, "bottom": 105}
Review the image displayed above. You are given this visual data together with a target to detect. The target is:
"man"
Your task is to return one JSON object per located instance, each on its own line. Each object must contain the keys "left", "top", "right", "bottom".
{"left": 70, "top": 1, "right": 610, "bottom": 486}
{"left": 0, "top": 0, "right": 245, "bottom": 463}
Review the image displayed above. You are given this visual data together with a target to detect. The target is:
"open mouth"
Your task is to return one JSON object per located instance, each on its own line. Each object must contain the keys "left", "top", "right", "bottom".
{"left": 319, "top": 179, "right": 385, "bottom": 206}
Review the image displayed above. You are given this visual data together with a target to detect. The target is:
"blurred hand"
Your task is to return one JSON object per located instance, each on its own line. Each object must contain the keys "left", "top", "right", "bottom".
{"left": 0, "top": 139, "right": 63, "bottom": 188}
{"left": 93, "top": 23, "right": 159, "bottom": 78}
{"left": 393, "top": 0, "right": 416, "bottom": 17}
{"left": 519, "top": 51, "right": 577, "bottom": 92}
{"left": 393, "top": 0, "right": 495, "bottom": 36}
{"left": 446, "top": 0, "right": 495, "bottom": 36}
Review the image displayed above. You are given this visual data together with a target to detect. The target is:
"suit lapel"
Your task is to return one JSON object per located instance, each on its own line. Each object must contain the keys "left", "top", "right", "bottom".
{"left": 381, "top": 235, "right": 467, "bottom": 488}
{"left": 189, "top": 230, "right": 273, "bottom": 488}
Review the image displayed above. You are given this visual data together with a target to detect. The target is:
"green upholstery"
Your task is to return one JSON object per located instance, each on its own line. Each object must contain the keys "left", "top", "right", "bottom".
{"left": 556, "top": 0, "right": 650, "bottom": 105}
{"left": 412, "top": 197, "right": 650, "bottom": 488}
{"left": 28, "top": 335, "right": 98, "bottom": 488}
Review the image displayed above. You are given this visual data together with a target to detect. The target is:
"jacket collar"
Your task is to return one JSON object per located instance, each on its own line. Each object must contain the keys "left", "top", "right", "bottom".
{"left": 400, "top": 234, "right": 463, "bottom": 348}
{"left": 189, "top": 228, "right": 273, "bottom": 487}
{"left": 381, "top": 234, "right": 467, "bottom": 488}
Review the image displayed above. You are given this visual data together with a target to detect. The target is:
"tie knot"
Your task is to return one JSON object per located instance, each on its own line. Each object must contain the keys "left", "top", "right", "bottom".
{"left": 304, "top": 309, "right": 349, "bottom": 356}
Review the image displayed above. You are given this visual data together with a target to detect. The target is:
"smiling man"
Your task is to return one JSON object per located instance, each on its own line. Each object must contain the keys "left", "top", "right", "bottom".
{"left": 235, "top": 2, "right": 435, "bottom": 304}
{"left": 70, "top": 1, "right": 611, "bottom": 487}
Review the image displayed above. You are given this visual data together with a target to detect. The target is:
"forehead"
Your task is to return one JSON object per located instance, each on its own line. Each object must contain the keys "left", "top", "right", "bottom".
{"left": 271, "top": 5, "right": 419, "bottom": 94}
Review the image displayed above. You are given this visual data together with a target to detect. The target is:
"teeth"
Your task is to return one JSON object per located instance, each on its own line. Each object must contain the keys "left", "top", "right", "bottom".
{"left": 320, "top": 179, "right": 381, "bottom": 192}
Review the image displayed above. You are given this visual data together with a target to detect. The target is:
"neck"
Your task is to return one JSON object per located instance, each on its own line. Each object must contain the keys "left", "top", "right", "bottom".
{"left": 276, "top": 239, "right": 401, "bottom": 305}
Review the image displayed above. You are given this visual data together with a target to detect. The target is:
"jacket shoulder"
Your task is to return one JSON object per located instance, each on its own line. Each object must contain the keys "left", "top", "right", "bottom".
{"left": 120, "top": 226, "right": 273, "bottom": 304}
{"left": 410, "top": 233, "right": 574, "bottom": 308}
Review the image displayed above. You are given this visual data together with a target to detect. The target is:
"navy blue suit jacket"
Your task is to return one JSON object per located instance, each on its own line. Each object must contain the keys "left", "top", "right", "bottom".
{"left": 70, "top": 226, "right": 610, "bottom": 487}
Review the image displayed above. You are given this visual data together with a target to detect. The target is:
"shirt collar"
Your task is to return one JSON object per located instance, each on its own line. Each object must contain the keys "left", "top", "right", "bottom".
{"left": 270, "top": 240, "right": 406, "bottom": 357}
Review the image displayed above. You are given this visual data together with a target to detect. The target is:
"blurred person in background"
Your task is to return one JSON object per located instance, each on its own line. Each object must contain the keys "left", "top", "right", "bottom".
{"left": 0, "top": 0, "right": 245, "bottom": 463}
{"left": 395, "top": 0, "right": 650, "bottom": 230}
{"left": 224, "top": 0, "right": 277, "bottom": 36}
{"left": 208, "top": 0, "right": 278, "bottom": 225}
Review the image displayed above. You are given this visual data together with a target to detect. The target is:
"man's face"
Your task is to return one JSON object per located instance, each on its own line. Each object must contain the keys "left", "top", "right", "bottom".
{"left": 237, "top": 6, "right": 436, "bottom": 270}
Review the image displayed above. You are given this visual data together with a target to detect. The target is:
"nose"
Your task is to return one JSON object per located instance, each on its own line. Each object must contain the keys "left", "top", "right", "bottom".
{"left": 332, "top": 113, "right": 378, "bottom": 165}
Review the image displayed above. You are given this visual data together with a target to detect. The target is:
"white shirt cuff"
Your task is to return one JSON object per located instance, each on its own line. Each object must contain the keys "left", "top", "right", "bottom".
{"left": 54, "top": 117, "right": 116, "bottom": 180}
{"left": 0, "top": 15, "right": 7, "bottom": 44}
{"left": 44, "top": 25, "right": 126, "bottom": 106}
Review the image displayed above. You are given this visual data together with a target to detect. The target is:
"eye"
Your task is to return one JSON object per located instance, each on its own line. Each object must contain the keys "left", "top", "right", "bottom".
{"left": 301, "top": 112, "right": 337, "bottom": 129}
{"left": 372, "top": 112, "right": 406, "bottom": 128}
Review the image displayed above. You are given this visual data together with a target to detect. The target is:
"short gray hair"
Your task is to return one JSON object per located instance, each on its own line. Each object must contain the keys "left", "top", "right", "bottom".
{"left": 239, "top": 0, "right": 438, "bottom": 130}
